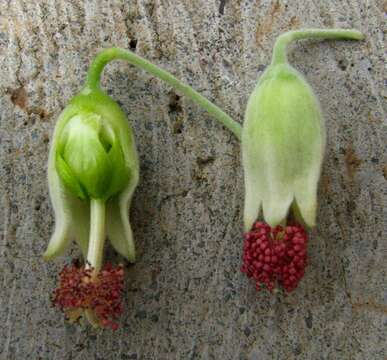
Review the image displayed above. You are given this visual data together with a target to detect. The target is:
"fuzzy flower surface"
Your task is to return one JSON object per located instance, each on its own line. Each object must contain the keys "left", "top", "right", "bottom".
{"left": 242, "top": 62, "right": 325, "bottom": 231}
{"left": 242, "top": 29, "right": 363, "bottom": 232}
{"left": 240, "top": 29, "right": 363, "bottom": 292}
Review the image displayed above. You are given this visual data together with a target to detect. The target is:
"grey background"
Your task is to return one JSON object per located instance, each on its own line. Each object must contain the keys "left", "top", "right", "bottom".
{"left": 0, "top": 0, "right": 386, "bottom": 359}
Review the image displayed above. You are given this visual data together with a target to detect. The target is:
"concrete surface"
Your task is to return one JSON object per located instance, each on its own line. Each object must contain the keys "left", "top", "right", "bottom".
{"left": 0, "top": 0, "right": 386, "bottom": 359}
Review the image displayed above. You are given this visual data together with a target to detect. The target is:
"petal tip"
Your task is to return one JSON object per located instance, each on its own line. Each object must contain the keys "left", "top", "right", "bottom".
{"left": 293, "top": 195, "right": 317, "bottom": 229}
{"left": 43, "top": 225, "right": 71, "bottom": 261}
{"left": 262, "top": 196, "right": 293, "bottom": 228}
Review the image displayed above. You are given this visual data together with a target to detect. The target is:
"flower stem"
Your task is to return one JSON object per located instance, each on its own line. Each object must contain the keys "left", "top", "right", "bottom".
{"left": 87, "top": 199, "right": 106, "bottom": 273}
{"left": 85, "top": 47, "right": 242, "bottom": 140}
{"left": 271, "top": 29, "right": 364, "bottom": 66}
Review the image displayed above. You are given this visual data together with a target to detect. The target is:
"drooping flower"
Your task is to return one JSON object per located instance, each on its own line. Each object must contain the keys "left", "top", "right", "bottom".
{"left": 45, "top": 88, "right": 139, "bottom": 264}
{"left": 242, "top": 61, "right": 325, "bottom": 230}
{"left": 241, "top": 29, "right": 363, "bottom": 292}
{"left": 44, "top": 47, "right": 243, "bottom": 328}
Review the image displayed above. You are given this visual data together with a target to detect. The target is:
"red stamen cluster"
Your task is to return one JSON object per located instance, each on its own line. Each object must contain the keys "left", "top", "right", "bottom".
{"left": 52, "top": 262, "right": 124, "bottom": 330}
{"left": 241, "top": 222, "right": 308, "bottom": 292}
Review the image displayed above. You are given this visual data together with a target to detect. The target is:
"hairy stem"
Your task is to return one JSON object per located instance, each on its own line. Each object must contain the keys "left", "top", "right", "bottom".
{"left": 86, "top": 48, "right": 242, "bottom": 140}
{"left": 271, "top": 29, "right": 364, "bottom": 65}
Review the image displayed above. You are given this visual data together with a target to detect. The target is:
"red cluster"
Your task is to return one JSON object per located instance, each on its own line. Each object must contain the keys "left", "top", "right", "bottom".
{"left": 53, "top": 262, "right": 124, "bottom": 330}
{"left": 241, "top": 222, "right": 308, "bottom": 292}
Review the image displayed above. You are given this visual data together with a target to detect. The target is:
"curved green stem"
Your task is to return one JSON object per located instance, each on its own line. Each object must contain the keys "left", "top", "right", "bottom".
{"left": 85, "top": 48, "right": 242, "bottom": 140}
{"left": 87, "top": 199, "right": 106, "bottom": 273}
{"left": 272, "top": 29, "right": 364, "bottom": 65}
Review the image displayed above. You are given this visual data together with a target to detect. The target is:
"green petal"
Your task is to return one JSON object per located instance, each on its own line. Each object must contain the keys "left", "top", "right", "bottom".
{"left": 45, "top": 170, "right": 90, "bottom": 259}
{"left": 55, "top": 153, "right": 87, "bottom": 200}
{"left": 243, "top": 176, "right": 262, "bottom": 232}
{"left": 69, "top": 90, "right": 140, "bottom": 260}
{"left": 106, "top": 170, "right": 138, "bottom": 263}
{"left": 106, "top": 113, "right": 139, "bottom": 262}
{"left": 60, "top": 113, "right": 111, "bottom": 199}
{"left": 45, "top": 173, "right": 90, "bottom": 260}
{"left": 242, "top": 129, "right": 263, "bottom": 231}
{"left": 47, "top": 89, "right": 140, "bottom": 260}
{"left": 293, "top": 161, "right": 322, "bottom": 228}
{"left": 104, "top": 136, "right": 130, "bottom": 199}
{"left": 45, "top": 109, "right": 90, "bottom": 259}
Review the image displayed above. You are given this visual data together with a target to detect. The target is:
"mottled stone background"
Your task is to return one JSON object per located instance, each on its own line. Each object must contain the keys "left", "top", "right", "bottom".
{"left": 0, "top": 0, "right": 386, "bottom": 359}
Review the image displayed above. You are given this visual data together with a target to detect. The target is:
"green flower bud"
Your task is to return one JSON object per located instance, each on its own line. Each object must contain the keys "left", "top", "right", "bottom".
{"left": 44, "top": 88, "right": 139, "bottom": 262}
{"left": 56, "top": 111, "right": 129, "bottom": 200}
{"left": 242, "top": 29, "right": 363, "bottom": 231}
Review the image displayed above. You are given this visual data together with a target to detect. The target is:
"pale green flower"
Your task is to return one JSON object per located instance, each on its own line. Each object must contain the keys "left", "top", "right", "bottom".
{"left": 242, "top": 29, "right": 363, "bottom": 231}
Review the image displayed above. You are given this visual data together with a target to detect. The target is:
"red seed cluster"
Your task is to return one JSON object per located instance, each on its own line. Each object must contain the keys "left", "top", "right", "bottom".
{"left": 241, "top": 222, "right": 308, "bottom": 292}
{"left": 52, "top": 262, "right": 124, "bottom": 330}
